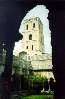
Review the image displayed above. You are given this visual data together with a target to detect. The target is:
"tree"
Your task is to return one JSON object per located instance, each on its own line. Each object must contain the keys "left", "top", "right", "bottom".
{"left": 12, "top": 52, "right": 33, "bottom": 91}
{"left": 19, "top": 51, "right": 32, "bottom": 77}
{"left": 13, "top": 55, "right": 20, "bottom": 74}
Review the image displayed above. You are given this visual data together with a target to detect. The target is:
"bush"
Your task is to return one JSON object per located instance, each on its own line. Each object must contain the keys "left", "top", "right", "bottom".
{"left": 29, "top": 75, "right": 48, "bottom": 94}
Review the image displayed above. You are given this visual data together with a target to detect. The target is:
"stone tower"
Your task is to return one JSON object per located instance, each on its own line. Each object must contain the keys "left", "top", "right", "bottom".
{"left": 21, "top": 17, "right": 44, "bottom": 56}
{"left": 16, "top": 17, "right": 54, "bottom": 79}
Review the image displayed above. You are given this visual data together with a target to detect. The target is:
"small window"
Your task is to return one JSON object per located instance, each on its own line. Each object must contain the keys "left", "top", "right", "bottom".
{"left": 26, "top": 24, "right": 28, "bottom": 30}
{"left": 26, "top": 46, "right": 28, "bottom": 49}
{"left": 32, "top": 45, "right": 33, "bottom": 50}
{"left": 29, "top": 34, "right": 32, "bottom": 40}
{"left": 33, "top": 23, "right": 35, "bottom": 28}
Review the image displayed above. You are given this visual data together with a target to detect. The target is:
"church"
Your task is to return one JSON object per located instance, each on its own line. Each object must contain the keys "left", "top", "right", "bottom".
{"left": 15, "top": 17, "right": 54, "bottom": 79}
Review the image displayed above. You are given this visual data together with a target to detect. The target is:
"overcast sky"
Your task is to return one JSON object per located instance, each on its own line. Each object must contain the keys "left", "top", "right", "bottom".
{"left": 13, "top": 5, "right": 52, "bottom": 56}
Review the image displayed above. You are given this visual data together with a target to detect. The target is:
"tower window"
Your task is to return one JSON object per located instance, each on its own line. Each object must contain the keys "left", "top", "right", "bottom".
{"left": 26, "top": 24, "right": 28, "bottom": 30}
{"left": 26, "top": 46, "right": 28, "bottom": 49}
{"left": 32, "top": 45, "right": 33, "bottom": 50}
{"left": 29, "top": 34, "right": 32, "bottom": 40}
{"left": 33, "top": 23, "right": 35, "bottom": 28}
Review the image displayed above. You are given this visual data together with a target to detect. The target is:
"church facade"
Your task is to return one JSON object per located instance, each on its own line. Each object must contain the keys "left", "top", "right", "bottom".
{"left": 19, "top": 17, "right": 54, "bottom": 79}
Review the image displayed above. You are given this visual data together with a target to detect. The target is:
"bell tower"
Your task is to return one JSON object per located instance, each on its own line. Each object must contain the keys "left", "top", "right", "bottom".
{"left": 21, "top": 17, "right": 44, "bottom": 56}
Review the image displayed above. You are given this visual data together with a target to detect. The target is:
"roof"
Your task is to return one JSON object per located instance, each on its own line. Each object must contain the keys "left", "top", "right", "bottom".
{"left": 31, "top": 53, "right": 52, "bottom": 61}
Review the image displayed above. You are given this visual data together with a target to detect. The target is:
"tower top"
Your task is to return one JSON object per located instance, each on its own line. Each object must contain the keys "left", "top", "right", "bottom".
{"left": 24, "top": 17, "right": 42, "bottom": 25}
{"left": 20, "top": 17, "right": 44, "bottom": 56}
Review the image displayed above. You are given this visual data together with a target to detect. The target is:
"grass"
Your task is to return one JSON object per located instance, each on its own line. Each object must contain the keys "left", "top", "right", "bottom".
{"left": 19, "top": 95, "right": 53, "bottom": 99}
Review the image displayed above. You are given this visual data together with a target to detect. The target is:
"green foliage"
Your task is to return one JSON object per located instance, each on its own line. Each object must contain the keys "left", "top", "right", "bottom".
{"left": 13, "top": 53, "right": 32, "bottom": 76}
{"left": 29, "top": 75, "right": 48, "bottom": 83}
{"left": 28, "top": 75, "right": 49, "bottom": 93}
{"left": 18, "top": 95, "right": 53, "bottom": 99}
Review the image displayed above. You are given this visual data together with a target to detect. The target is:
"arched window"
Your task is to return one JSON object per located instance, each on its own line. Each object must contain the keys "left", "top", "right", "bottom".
{"left": 29, "top": 34, "right": 32, "bottom": 40}
{"left": 32, "top": 45, "right": 33, "bottom": 50}
{"left": 26, "top": 24, "right": 28, "bottom": 30}
{"left": 26, "top": 46, "right": 28, "bottom": 49}
{"left": 33, "top": 23, "right": 35, "bottom": 28}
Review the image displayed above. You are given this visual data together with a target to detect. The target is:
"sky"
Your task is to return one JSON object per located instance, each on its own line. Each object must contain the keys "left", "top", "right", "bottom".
{"left": 13, "top": 5, "right": 52, "bottom": 56}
